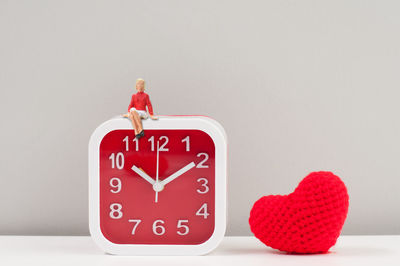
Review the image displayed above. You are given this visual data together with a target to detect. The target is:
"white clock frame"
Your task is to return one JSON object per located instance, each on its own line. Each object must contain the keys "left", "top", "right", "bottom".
{"left": 88, "top": 116, "right": 227, "bottom": 255}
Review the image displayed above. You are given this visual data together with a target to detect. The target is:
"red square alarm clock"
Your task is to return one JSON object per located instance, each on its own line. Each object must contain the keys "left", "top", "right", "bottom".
{"left": 89, "top": 116, "right": 227, "bottom": 255}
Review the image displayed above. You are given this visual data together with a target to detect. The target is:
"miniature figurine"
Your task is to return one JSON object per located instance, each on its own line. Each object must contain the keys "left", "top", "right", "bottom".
{"left": 123, "top": 78, "right": 158, "bottom": 139}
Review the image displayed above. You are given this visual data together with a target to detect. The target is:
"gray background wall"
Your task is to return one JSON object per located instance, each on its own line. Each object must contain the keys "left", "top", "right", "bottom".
{"left": 1, "top": 0, "right": 399, "bottom": 236}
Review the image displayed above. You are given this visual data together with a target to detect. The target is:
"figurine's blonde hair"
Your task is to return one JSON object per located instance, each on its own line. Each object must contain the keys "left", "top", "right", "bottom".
{"left": 136, "top": 78, "right": 146, "bottom": 90}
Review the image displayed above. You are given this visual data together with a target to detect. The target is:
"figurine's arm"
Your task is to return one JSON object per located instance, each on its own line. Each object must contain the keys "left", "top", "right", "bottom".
{"left": 146, "top": 94, "right": 158, "bottom": 120}
{"left": 127, "top": 95, "right": 135, "bottom": 112}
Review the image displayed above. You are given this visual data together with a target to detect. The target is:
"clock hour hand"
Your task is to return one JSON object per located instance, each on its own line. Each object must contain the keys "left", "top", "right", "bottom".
{"left": 160, "top": 162, "right": 196, "bottom": 186}
{"left": 131, "top": 165, "right": 156, "bottom": 185}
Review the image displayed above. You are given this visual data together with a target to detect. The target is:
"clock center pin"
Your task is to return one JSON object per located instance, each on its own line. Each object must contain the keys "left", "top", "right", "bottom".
{"left": 153, "top": 181, "right": 164, "bottom": 192}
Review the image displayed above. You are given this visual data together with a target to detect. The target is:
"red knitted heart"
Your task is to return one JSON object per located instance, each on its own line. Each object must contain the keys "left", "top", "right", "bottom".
{"left": 249, "top": 171, "right": 349, "bottom": 254}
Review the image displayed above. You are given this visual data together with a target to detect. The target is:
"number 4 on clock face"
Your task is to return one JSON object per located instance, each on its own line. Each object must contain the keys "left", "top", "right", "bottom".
{"left": 89, "top": 116, "right": 227, "bottom": 255}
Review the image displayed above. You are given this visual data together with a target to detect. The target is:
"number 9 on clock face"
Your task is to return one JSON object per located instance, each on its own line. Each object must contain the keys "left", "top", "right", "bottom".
{"left": 89, "top": 116, "right": 227, "bottom": 255}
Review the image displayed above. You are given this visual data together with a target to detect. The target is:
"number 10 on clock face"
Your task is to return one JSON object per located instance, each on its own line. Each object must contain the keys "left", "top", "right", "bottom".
{"left": 89, "top": 117, "right": 227, "bottom": 255}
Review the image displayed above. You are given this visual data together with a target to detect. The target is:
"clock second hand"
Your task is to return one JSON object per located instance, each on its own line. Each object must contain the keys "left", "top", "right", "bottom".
{"left": 155, "top": 140, "right": 160, "bottom": 203}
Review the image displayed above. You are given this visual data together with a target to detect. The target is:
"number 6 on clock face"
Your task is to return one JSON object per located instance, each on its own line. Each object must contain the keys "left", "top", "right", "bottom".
{"left": 89, "top": 116, "right": 227, "bottom": 255}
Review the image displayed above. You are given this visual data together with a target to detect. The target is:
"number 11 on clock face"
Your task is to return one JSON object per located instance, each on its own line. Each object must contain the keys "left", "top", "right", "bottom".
{"left": 89, "top": 116, "right": 227, "bottom": 255}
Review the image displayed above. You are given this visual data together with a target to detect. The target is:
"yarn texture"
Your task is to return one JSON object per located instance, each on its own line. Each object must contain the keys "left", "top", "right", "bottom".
{"left": 249, "top": 171, "right": 349, "bottom": 254}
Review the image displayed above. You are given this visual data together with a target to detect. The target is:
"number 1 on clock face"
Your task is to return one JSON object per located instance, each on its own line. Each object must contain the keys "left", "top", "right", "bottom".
{"left": 99, "top": 129, "right": 216, "bottom": 245}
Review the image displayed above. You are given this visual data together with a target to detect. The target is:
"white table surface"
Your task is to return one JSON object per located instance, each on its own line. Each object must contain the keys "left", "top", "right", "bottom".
{"left": 0, "top": 235, "right": 399, "bottom": 266}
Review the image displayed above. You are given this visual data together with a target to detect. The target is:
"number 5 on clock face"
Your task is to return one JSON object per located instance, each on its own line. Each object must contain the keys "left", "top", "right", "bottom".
{"left": 89, "top": 116, "right": 227, "bottom": 255}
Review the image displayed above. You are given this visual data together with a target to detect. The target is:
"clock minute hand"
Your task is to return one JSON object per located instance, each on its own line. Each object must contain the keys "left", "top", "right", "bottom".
{"left": 131, "top": 165, "right": 156, "bottom": 185}
{"left": 160, "top": 162, "right": 196, "bottom": 186}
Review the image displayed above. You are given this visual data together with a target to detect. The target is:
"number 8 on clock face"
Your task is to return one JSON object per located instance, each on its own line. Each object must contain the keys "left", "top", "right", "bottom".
{"left": 89, "top": 116, "right": 227, "bottom": 255}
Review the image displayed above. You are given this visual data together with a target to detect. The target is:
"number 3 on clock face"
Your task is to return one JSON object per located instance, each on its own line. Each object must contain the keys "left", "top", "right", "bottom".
{"left": 89, "top": 116, "right": 227, "bottom": 255}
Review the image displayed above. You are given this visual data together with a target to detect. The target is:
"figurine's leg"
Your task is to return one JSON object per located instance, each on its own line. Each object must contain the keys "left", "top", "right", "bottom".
{"left": 128, "top": 112, "right": 139, "bottom": 135}
{"left": 132, "top": 111, "right": 143, "bottom": 133}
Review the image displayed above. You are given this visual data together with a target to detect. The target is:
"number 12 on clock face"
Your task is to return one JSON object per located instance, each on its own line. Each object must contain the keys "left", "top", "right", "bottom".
{"left": 89, "top": 116, "right": 227, "bottom": 255}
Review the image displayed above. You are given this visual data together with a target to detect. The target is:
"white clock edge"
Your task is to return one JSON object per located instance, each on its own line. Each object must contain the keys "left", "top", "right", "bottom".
{"left": 88, "top": 115, "right": 228, "bottom": 255}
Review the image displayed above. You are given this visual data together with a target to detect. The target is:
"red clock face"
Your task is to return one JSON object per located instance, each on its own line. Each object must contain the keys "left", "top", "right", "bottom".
{"left": 99, "top": 129, "right": 215, "bottom": 245}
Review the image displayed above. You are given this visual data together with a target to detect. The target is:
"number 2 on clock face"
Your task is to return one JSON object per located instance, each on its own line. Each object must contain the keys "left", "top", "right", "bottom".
{"left": 99, "top": 129, "right": 215, "bottom": 245}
